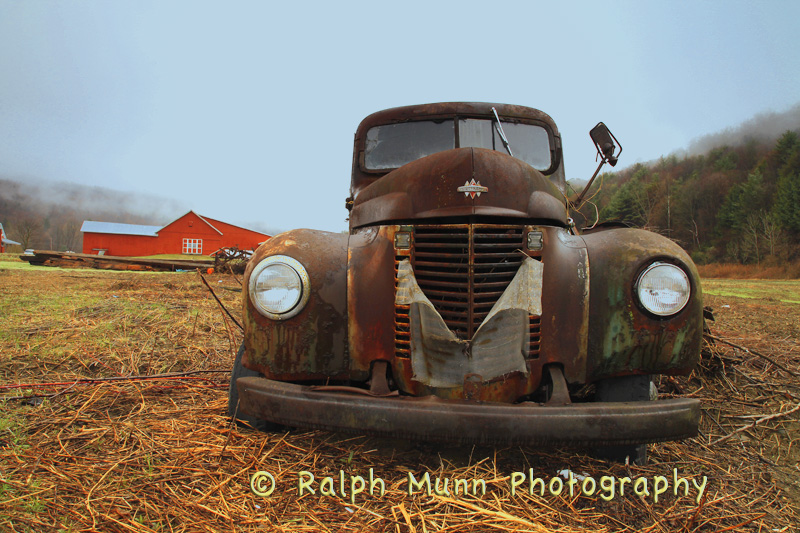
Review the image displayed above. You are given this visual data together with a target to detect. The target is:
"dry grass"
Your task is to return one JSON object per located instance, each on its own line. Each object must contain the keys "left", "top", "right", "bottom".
{"left": 697, "top": 262, "right": 800, "bottom": 280}
{"left": 1, "top": 265, "right": 799, "bottom": 532}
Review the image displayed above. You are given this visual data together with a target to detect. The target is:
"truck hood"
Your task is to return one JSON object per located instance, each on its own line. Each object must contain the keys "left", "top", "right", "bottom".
{"left": 350, "top": 147, "right": 568, "bottom": 228}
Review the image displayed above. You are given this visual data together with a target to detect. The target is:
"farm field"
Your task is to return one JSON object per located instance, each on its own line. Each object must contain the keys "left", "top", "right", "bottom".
{"left": 1, "top": 263, "right": 799, "bottom": 532}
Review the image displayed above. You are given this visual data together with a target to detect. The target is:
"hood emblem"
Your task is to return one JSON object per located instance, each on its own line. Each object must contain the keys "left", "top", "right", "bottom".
{"left": 457, "top": 179, "right": 488, "bottom": 199}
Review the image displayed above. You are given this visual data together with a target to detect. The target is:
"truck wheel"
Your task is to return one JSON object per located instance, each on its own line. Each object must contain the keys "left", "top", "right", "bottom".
{"left": 593, "top": 375, "right": 652, "bottom": 464}
{"left": 228, "top": 343, "right": 281, "bottom": 432}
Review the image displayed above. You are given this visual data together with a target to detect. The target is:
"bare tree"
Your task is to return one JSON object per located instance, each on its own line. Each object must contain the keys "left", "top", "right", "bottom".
{"left": 743, "top": 213, "right": 762, "bottom": 264}
{"left": 630, "top": 180, "right": 660, "bottom": 229}
{"left": 726, "top": 240, "right": 743, "bottom": 263}
{"left": 759, "top": 211, "right": 778, "bottom": 258}
{"left": 52, "top": 219, "right": 81, "bottom": 251}
{"left": 16, "top": 217, "right": 40, "bottom": 250}
{"left": 690, "top": 217, "right": 701, "bottom": 248}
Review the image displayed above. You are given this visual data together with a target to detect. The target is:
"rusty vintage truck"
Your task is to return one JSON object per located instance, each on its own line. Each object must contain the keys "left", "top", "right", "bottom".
{"left": 229, "top": 102, "right": 703, "bottom": 462}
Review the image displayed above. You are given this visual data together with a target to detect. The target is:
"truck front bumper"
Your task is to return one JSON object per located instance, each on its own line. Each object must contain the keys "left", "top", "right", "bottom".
{"left": 236, "top": 376, "right": 700, "bottom": 446}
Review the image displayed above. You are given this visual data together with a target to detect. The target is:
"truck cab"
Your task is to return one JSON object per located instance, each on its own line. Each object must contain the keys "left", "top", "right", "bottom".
{"left": 230, "top": 102, "right": 703, "bottom": 462}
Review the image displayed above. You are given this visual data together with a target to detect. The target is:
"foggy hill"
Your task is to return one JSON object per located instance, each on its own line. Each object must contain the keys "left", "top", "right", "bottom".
{"left": 0, "top": 178, "right": 186, "bottom": 251}
{"left": 569, "top": 103, "right": 800, "bottom": 190}
{"left": 686, "top": 103, "right": 800, "bottom": 156}
{"left": 576, "top": 103, "right": 800, "bottom": 265}
{"left": 0, "top": 178, "right": 283, "bottom": 251}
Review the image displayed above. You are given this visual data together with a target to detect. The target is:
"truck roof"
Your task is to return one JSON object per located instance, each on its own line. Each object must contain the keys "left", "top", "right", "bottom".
{"left": 356, "top": 102, "right": 560, "bottom": 132}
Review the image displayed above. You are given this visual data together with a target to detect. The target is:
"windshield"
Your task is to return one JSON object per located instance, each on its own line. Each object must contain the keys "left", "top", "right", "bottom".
{"left": 364, "top": 118, "right": 551, "bottom": 171}
{"left": 365, "top": 121, "right": 454, "bottom": 170}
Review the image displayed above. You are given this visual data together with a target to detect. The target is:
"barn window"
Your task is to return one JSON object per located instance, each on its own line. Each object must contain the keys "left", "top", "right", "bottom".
{"left": 182, "top": 238, "right": 203, "bottom": 254}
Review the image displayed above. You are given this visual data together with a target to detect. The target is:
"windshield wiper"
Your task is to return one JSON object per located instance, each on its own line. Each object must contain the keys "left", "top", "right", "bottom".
{"left": 491, "top": 107, "right": 513, "bottom": 157}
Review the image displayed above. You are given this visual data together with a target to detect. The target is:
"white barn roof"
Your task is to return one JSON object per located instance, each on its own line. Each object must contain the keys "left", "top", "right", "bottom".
{"left": 80, "top": 221, "right": 162, "bottom": 237}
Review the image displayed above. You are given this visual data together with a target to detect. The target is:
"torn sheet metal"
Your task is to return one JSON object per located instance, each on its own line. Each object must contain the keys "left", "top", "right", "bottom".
{"left": 396, "top": 257, "right": 543, "bottom": 387}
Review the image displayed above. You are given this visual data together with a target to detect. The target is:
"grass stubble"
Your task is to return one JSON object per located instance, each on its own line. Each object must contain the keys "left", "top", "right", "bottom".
{"left": 0, "top": 262, "right": 798, "bottom": 532}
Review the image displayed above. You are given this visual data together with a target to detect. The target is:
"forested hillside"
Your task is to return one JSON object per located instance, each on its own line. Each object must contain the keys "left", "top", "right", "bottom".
{"left": 573, "top": 129, "right": 800, "bottom": 265}
{"left": 0, "top": 179, "right": 182, "bottom": 252}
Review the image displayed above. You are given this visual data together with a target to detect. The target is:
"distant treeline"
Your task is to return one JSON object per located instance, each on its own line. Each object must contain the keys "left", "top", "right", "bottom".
{"left": 574, "top": 130, "right": 800, "bottom": 265}
{"left": 0, "top": 179, "right": 179, "bottom": 252}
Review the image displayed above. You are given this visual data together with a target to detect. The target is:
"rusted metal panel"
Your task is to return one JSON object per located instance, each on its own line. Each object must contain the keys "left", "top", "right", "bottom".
{"left": 537, "top": 228, "right": 591, "bottom": 385}
{"left": 581, "top": 228, "right": 703, "bottom": 380}
{"left": 243, "top": 229, "right": 349, "bottom": 380}
{"left": 471, "top": 148, "right": 566, "bottom": 221}
{"left": 392, "top": 356, "right": 534, "bottom": 402}
{"left": 350, "top": 148, "right": 568, "bottom": 229}
{"left": 346, "top": 226, "right": 396, "bottom": 379}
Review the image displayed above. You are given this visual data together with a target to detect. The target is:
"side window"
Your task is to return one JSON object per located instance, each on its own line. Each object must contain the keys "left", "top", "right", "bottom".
{"left": 183, "top": 238, "right": 202, "bottom": 255}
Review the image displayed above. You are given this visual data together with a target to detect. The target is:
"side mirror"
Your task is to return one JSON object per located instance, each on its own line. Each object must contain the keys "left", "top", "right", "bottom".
{"left": 573, "top": 122, "right": 624, "bottom": 209}
{"left": 590, "top": 123, "right": 621, "bottom": 167}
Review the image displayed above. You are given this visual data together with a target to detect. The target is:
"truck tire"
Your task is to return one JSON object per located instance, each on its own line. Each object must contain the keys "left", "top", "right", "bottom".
{"left": 228, "top": 343, "right": 281, "bottom": 432}
{"left": 593, "top": 375, "right": 652, "bottom": 464}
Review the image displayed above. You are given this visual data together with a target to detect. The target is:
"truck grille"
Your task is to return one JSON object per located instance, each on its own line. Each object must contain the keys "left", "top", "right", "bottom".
{"left": 395, "top": 224, "right": 541, "bottom": 360}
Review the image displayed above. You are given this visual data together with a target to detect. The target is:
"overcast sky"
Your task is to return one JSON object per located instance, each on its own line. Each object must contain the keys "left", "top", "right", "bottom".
{"left": 1, "top": 1, "right": 799, "bottom": 234}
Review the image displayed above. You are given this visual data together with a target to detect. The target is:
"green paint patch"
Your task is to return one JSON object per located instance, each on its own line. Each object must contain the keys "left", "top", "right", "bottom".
{"left": 701, "top": 279, "right": 800, "bottom": 305}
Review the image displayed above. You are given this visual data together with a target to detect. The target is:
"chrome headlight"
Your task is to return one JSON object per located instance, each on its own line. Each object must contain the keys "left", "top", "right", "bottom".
{"left": 249, "top": 255, "right": 310, "bottom": 320}
{"left": 635, "top": 262, "right": 691, "bottom": 317}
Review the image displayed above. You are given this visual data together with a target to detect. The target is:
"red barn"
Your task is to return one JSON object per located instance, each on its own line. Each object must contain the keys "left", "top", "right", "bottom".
{"left": 80, "top": 211, "right": 271, "bottom": 256}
